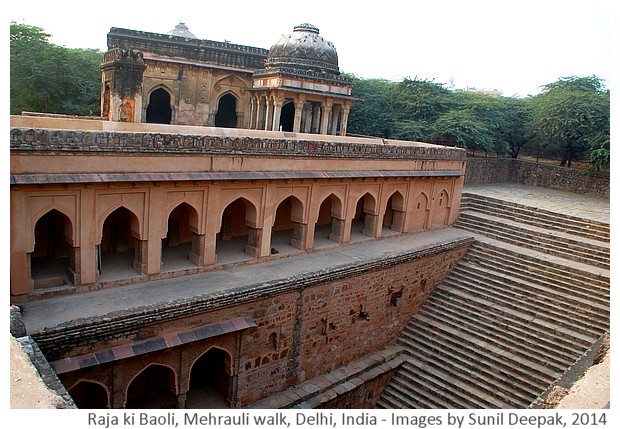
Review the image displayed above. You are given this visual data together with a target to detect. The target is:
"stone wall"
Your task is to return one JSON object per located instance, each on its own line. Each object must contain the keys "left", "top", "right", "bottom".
{"left": 465, "top": 158, "right": 609, "bottom": 199}
{"left": 34, "top": 238, "right": 472, "bottom": 408}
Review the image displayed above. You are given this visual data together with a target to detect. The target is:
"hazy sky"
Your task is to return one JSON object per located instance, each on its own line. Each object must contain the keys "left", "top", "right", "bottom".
{"left": 7, "top": 0, "right": 612, "bottom": 97}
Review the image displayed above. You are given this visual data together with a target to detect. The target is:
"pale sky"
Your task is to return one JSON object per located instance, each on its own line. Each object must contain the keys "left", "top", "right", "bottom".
{"left": 7, "top": 0, "right": 612, "bottom": 97}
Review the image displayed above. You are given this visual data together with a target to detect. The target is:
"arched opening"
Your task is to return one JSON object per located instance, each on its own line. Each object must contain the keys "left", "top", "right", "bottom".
{"left": 99, "top": 207, "right": 142, "bottom": 280}
{"left": 411, "top": 192, "right": 429, "bottom": 230}
{"left": 430, "top": 188, "right": 451, "bottom": 228}
{"left": 279, "top": 101, "right": 295, "bottom": 132}
{"left": 313, "top": 194, "right": 343, "bottom": 249}
{"left": 383, "top": 191, "right": 405, "bottom": 235}
{"left": 186, "top": 348, "right": 231, "bottom": 409}
{"left": 146, "top": 88, "right": 172, "bottom": 124}
{"left": 126, "top": 365, "right": 177, "bottom": 409}
{"left": 216, "top": 198, "right": 257, "bottom": 264}
{"left": 162, "top": 203, "right": 200, "bottom": 271}
{"left": 215, "top": 94, "right": 238, "bottom": 128}
{"left": 271, "top": 196, "right": 304, "bottom": 254}
{"left": 69, "top": 380, "right": 109, "bottom": 409}
{"left": 31, "top": 209, "right": 73, "bottom": 289}
{"left": 350, "top": 193, "right": 377, "bottom": 241}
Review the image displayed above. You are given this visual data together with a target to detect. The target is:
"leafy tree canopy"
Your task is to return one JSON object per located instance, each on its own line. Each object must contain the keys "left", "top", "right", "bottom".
{"left": 10, "top": 22, "right": 103, "bottom": 116}
{"left": 529, "top": 75, "right": 609, "bottom": 167}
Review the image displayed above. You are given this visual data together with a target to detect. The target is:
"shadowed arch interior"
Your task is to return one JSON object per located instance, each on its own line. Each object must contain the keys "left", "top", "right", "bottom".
{"left": 146, "top": 88, "right": 172, "bottom": 124}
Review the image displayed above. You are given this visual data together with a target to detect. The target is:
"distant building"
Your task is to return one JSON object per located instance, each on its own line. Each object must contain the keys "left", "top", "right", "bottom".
{"left": 101, "top": 22, "right": 355, "bottom": 135}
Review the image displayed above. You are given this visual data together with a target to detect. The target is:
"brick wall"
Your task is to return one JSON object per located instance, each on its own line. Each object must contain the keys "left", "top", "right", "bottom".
{"left": 40, "top": 238, "right": 472, "bottom": 407}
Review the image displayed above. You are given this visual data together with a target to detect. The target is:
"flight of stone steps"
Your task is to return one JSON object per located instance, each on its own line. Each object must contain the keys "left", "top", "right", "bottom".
{"left": 377, "top": 192, "right": 610, "bottom": 409}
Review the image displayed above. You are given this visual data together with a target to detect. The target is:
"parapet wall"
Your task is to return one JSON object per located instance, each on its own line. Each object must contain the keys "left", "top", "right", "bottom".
{"left": 465, "top": 158, "right": 609, "bottom": 199}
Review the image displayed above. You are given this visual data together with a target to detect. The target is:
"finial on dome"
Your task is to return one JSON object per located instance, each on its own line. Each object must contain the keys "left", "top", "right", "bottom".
{"left": 293, "top": 23, "right": 319, "bottom": 34}
{"left": 168, "top": 22, "right": 197, "bottom": 38}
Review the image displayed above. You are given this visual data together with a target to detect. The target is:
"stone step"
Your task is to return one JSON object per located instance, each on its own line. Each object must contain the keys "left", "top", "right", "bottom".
{"left": 456, "top": 211, "right": 610, "bottom": 258}
{"left": 459, "top": 202, "right": 610, "bottom": 243}
{"left": 398, "top": 333, "right": 550, "bottom": 408}
{"left": 465, "top": 244, "right": 610, "bottom": 302}
{"left": 454, "top": 216, "right": 610, "bottom": 269}
{"left": 387, "top": 367, "right": 465, "bottom": 408}
{"left": 439, "top": 281, "right": 599, "bottom": 347}
{"left": 399, "top": 332, "right": 539, "bottom": 405}
{"left": 460, "top": 194, "right": 610, "bottom": 240}
{"left": 402, "top": 313, "right": 562, "bottom": 382}
{"left": 429, "top": 288, "right": 583, "bottom": 361}
{"left": 402, "top": 355, "right": 516, "bottom": 408}
{"left": 449, "top": 266, "right": 609, "bottom": 333}
{"left": 419, "top": 300, "right": 575, "bottom": 371}
{"left": 467, "top": 241, "right": 609, "bottom": 287}
{"left": 456, "top": 259, "right": 609, "bottom": 314}
{"left": 377, "top": 384, "right": 428, "bottom": 409}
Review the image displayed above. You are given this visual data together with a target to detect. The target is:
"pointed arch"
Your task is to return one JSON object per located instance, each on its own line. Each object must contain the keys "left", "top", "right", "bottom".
{"left": 313, "top": 193, "right": 345, "bottom": 248}
{"left": 271, "top": 195, "right": 306, "bottom": 254}
{"left": 68, "top": 379, "right": 110, "bottom": 409}
{"left": 430, "top": 187, "right": 452, "bottom": 228}
{"left": 216, "top": 197, "right": 260, "bottom": 263}
{"left": 98, "top": 206, "right": 143, "bottom": 279}
{"left": 351, "top": 192, "right": 378, "bottom": 239}
{"left": 125, "top": 364, "right": 178, "bottom": 409}
{"left": 30, "top": 209, "right": 75, "bottom": 288}
{"left": 161, "top": 202, "right": 201, "bottom": 271}
{"left": 186, "top": 347, "right": 232, "bottom": 408}
{"left": 215, "top": 92, "right": 238, "bottom": 128}
{"left": 383, "top": 190, "right": 406, "bottom": 233}
{"left": 145, "top": 85, "right": 173, "bottom": 124}
{"left": 411, "top": 191, "right": 429, "bottom": 230}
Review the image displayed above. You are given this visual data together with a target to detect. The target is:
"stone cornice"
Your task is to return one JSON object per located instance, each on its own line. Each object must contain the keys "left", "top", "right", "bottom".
{"left": 10, "top": 128, "right": 466, "bottom": 161}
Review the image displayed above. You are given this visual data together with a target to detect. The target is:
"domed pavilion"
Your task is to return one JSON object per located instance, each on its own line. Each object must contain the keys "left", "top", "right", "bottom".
{"left": 250, "top": 23, "right": 356, "bottom": 135}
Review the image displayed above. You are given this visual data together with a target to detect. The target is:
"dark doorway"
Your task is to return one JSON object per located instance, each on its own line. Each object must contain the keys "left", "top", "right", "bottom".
{"left": 187, "top": 348, "right": 231, "bottom": 408}
{"left": 31, "top": 209, "right": 72, "bottom": 288}
{"left": 146, "top": 88, "right": 172, "bottom": 124}
{"left": 69, "top": 381, "right": 109, "bottom": 409}
{"left": 126, "top": 365, "right": 177, "bottom": 409}
{"left": 215, "top": 94, "right": 237, "bottom": 128}
{"left": 279, "top": 101, "right": 295, "bottom": 131}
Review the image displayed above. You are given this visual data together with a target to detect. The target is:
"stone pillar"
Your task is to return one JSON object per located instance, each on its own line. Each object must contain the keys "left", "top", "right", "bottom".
{"left": 272, "top": 95, "right": 284, "bottom": 132}
{"left": 391, "top": 209, "right": 406, "bottom": 232}
{"left": 340, "top": 104, "right": 351, "bottom": 136}
{"left": 132, "top": 240, "right": 148, "bottom": 274}
{"left": 244, "top": 227, "right": 262, "bottom": 257}
{"left": 362, "top": 213, "right": 380, "bottom": 237}
{"left": 249, "top": 96, "right": 256, "bottom": 129}
{"left": 264, "top": 96, "right": 272, "bottom": 131}
{"left": 302, "top": 103, "right": 313, "bottom": 133}
{"left": 189, "top": 233, "right": 205, "bottom": 265}
{"left": 67, "top": 246, "right": 81, "bottom": 286}
{"left": 290, "top": 222, "right": 307, "bottom": 250}
{"left": 293, "top": 95, "right": 305, "bottom": 133}
{"left": 320, "top": 99, "right": 333, "bottom": 135}
{"left": 311, "top": 103, "right": 321, "bottom": 134}
{"left": 328, "top": 218, "right": 346, "bottom": 243}
{"left": 331, "top": 104, "right": 342, "bottom": 135}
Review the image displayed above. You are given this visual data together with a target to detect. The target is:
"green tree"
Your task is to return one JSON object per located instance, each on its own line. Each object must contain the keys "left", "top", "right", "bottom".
{"left": 431, "top": 109, "right": 493, "bottom": 154}
{"left": 529, "top": 75, "right": 609, "bottom": 167}
{"left": 348, "top": 77, "right": 397, "bottom": 138}
{"left": 10, "top": 22, "right": 103, "bottom": 115}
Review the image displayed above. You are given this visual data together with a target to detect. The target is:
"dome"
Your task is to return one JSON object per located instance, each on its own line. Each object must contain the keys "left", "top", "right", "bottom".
{"left": 168, "top": 22, "right": 197, "bottom": 39}
{"left": 266, "top": 23, "right": 340, "bottom": 74}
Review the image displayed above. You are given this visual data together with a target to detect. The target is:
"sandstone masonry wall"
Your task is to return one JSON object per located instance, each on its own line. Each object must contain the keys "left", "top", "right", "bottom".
{"left": 36, "top": 239, "right": 472, "bottom": 407}
{"left": 465, "top": 158, "right": 609, "bottom": 198}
